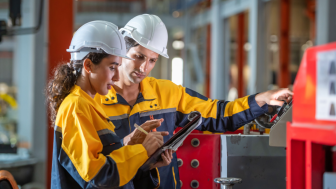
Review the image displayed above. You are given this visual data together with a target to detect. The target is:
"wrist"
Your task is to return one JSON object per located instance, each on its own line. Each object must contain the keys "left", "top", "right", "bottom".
{"left": 255, "top": 92, "right": 267, "bottom": 107}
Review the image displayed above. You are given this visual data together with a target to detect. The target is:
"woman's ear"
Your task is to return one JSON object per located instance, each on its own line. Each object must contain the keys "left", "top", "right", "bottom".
{"left": 83, "top": 58, "right": 93, "bottom": 73}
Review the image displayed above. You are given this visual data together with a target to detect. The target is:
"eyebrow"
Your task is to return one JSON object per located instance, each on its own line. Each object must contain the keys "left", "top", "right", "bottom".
{"left": 136, "top": 51, "right": 159, "bottom": 60}
{"left": 110, "top": 62, "right": 120, "bottom": 66}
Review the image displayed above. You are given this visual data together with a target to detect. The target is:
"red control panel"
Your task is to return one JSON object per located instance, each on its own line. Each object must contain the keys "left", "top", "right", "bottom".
{"left": 176, "top": 134, "right": 221, "bottom": 189}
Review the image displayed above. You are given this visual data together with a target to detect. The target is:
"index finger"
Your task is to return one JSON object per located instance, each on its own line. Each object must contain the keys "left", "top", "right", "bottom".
{"left": 142, "top": 119, "right": 164, "bottom": 130}
{"left": 159, "top": 131, "right": 169, "bottom": 136}
{"left": 281, "top": 88, "right": 293, "bottom": 95}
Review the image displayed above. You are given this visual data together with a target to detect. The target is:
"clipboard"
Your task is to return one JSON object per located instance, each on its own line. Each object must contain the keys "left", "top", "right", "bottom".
{"left": 140, "top": 111, "right": 202, "bottom": 171}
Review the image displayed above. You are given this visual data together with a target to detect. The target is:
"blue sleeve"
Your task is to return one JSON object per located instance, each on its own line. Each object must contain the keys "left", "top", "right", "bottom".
{"left": 175, "top": 88, "right": 268, "bottom": 132}
{"left": 133, "top": 168, "right": 160, "bottom": 189}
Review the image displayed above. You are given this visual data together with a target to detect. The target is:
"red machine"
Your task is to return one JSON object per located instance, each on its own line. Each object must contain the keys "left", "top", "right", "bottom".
{"left": 176, "top": 134, "right": 221, "bottom": 189}
{"left": 287, "top": 42, "right": 336, "bottom": 189}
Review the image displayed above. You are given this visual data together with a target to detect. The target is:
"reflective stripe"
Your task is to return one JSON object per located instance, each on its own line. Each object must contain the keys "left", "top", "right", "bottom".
{"left": 140, "top": 108, "right": 176, "bottom": 117}
{"left": 155, "top": 168, "right": 160, "bottom": 189}
{"left": 109, "top": 114, "right": 129, "bottom": 120}
{"left": 172, "top": 166, "right": 177, "bottom": 189}
{"left": 54, "top": 125, "right": 62, "bottom": 133}
{"left": 97, "top": 129, "right": 117, "bottom": 136}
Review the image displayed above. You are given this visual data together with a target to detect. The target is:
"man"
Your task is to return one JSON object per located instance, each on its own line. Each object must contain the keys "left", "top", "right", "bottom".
{"left": 95, "top": 14, "right": 293, "bottom": 189}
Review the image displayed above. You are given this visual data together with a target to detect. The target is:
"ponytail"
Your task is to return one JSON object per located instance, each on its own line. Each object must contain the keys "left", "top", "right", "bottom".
{"left": 46, "top": 52, "right": 109, "bottom": 126}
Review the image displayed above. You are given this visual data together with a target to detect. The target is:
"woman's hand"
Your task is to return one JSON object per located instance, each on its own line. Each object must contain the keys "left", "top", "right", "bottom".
{"left": 123, "top": 119, "right": 164, "bottom": 146}
{"left": 150, "top": 149, "right": 174, "bottom": 170}
{"left": 142, "top": 131, "right": 169, "bottom": 157}
{"left": 255, "top": 88, "right": 293, "bottom": 107}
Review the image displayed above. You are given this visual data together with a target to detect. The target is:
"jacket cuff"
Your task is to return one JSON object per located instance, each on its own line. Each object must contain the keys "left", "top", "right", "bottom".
{"left": 248, "top": 94, "right": 268, "bottom": 118}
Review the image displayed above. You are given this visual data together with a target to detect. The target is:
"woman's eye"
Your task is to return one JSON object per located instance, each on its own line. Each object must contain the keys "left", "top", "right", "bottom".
{"left": 109, "top": 67, "right": 115, "bottom": 70}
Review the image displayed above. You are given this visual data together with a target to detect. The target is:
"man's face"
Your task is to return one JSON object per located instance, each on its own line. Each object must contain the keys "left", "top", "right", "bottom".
{"left": 121, "top": 45, "right": 159, "bottom": 84}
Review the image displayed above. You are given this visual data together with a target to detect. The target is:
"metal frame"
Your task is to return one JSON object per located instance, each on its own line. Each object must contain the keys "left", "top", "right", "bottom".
{"left": 316, "top": 0, "right": 336, "bottom": 45}
{"left": 191, "top": 0, "right": 268, "bottom": 97}
{"left": 278, "top": 0, "right": 290, "bottom": 88}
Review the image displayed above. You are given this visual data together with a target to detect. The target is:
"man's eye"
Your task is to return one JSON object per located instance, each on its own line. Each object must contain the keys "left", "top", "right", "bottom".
{"left": 109, "top": 67, "right": 115, "bottom": 70}
{"left": 136, "top": 54, "right": 144, "bottom": 59}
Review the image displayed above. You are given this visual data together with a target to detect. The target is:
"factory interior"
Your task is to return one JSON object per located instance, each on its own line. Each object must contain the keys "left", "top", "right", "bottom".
{"left": 0, "top": 0, "right": 335, "bottom": 189}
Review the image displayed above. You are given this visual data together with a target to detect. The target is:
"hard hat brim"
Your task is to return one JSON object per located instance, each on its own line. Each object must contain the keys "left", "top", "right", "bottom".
{"left": 120, "top": 28, "right": 169, "bottom": 59}
{"left": 117, "top": 55, "right": 134, "bottom": 60}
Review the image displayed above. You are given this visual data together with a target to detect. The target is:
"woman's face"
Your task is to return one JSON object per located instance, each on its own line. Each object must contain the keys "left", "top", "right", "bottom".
{"left": 90, "top": 55, "right": 121, "bottom": 95}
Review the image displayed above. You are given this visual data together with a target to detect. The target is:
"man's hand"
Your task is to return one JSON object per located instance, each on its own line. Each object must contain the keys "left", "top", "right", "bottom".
{"left": 255, "top": 88, "right": 293, "bottom": 107}
{"left": 123, "top": 119, "right": 164, "bottom": 146}
{"left": 142, "top": 131, "right": 169, "bottom": 157}
{"left": 150, "top": 149, "right": 174, "bottom": 170}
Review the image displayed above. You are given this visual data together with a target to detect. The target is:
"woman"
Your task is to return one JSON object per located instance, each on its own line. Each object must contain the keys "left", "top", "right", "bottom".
{"left": 47, "top": 21, "right": 172, "bottom": 189}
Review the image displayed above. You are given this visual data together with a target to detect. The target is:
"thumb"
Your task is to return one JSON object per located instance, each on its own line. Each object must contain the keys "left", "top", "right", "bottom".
{"left": 269, "top": 99, "right": 284, "bottom": 106}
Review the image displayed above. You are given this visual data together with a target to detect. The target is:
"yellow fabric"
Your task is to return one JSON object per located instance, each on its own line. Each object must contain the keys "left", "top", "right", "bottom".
{"left": 95, "top": 77, "right": 256, "bottom": 126}
{"left": 110, "top": 144, "right": 148, "bottom": 186}
{"left": 56, "top": 85, "right": 148, "bottom": 184}
{"left": 224, "top": 96, "right": 250, "bottom": 117}
{"left": 95, "top": 77, "right": 219, "bottom": 119}
{"left": 172, "top": 167, "right": 177, "bottom": 189}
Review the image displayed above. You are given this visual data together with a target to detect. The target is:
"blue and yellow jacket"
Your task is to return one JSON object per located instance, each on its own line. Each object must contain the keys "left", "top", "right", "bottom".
{"left": 51, "top": 85, "right": 160, "bottom": 189}
{"left": 95, "top": 77, "right": 268, "bottom": 189}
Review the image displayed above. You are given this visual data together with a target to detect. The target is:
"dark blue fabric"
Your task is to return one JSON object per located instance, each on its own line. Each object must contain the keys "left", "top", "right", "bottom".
{"left": 185, "top": 88, "right": 208, "bottom": 101}
{"left": 112, "top": 92, "right": 268, "bottom": 189}
{"left": 115, "top": 111, "right": 180, "bottom": 189}
{"left": 99, "top": 133, "right": 123, "bottom": 156}
{"left": 133, "top": 167, "right": 160, "bottom": 189}
{"left": 51, "top": 131, "right": 84, "bottom": 189}
{"left": 111, "top": 118, "right": 131, "bottom": 136}
{"left": 51, "top": 127, "right": 158, "bottom": 189}
{"left": 176, "top": 94, "right": 268, "bottom": 132}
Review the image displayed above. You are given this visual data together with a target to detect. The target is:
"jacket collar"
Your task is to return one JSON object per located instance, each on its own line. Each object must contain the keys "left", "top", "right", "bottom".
{"left": 71, "top": 85, "right": 109, "bottom": 119}
{"left": 100, "top": 77, "right": 158, "bottom": 106}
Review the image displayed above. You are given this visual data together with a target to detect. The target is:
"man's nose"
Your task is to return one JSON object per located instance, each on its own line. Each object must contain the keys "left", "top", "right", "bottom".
{"left": 139, "top": 60, "right": 149, "bottom": 73}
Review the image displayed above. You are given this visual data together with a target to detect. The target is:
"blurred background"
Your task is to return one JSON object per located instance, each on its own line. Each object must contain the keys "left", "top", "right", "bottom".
{"left": 0, "top": 0, "right": 334, "bottom": 188}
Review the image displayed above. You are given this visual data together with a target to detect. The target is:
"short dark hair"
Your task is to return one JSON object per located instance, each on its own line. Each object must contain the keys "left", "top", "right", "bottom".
{"left": 124, "top": 36, "right": 140, "bottom": 52}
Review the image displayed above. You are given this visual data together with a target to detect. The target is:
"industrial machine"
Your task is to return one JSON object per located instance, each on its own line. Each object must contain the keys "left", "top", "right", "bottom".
{"left": 287, "top": 42, "right": 336, "bottom": 189}
{"left": 176, "top": 42, "right": 336, "bottom": 189}
{"left": 176, "top": 105, "right": 291, "bottom": 189}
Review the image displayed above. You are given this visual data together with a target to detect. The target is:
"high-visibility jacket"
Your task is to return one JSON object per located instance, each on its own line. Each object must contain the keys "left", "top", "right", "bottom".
{"left": 95, "top": 77, "right": 268, "bottom": 189}
{"left": 51, "top": 85, "right": 160, "bottom": 189}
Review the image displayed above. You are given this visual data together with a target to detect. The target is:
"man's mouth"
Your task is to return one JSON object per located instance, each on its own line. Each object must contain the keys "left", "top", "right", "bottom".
{"left": 134, "top": 71, "right": 145, "bottom": 77}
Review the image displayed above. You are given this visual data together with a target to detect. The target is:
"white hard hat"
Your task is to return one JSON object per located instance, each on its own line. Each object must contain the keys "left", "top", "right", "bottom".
{"left": 67, "top": 20, "right": 133, "bottom": 61}
{"left": 119, "top": 14, "right": 169, "bottom": 58}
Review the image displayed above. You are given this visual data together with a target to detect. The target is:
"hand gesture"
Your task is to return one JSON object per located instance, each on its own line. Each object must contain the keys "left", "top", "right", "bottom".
{"left": 123, "top": 119, "right": 164, "bottom": 145}
{"left": 255, "top": 88, "right": 293, "bottom": 107}
{"left": 142, "top": 131, "right": 169, "bottom": 157}
{"left": 150, "top": 149, "right": 174, "bottom": 169}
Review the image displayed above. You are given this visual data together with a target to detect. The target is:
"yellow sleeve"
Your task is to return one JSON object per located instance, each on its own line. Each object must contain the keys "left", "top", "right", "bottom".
{"left": 60, "top": 112, "right": 148, "bottom": 187}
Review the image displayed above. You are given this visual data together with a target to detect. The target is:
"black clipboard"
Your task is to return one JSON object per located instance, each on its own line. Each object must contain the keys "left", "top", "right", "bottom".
{"left": 140, "top": 111, "right": 202, "bottom": 171}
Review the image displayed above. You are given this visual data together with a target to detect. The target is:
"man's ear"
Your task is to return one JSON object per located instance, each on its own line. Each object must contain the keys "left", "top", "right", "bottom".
{"left": 83, "top": 58, "right": 93, "bottom": 73}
